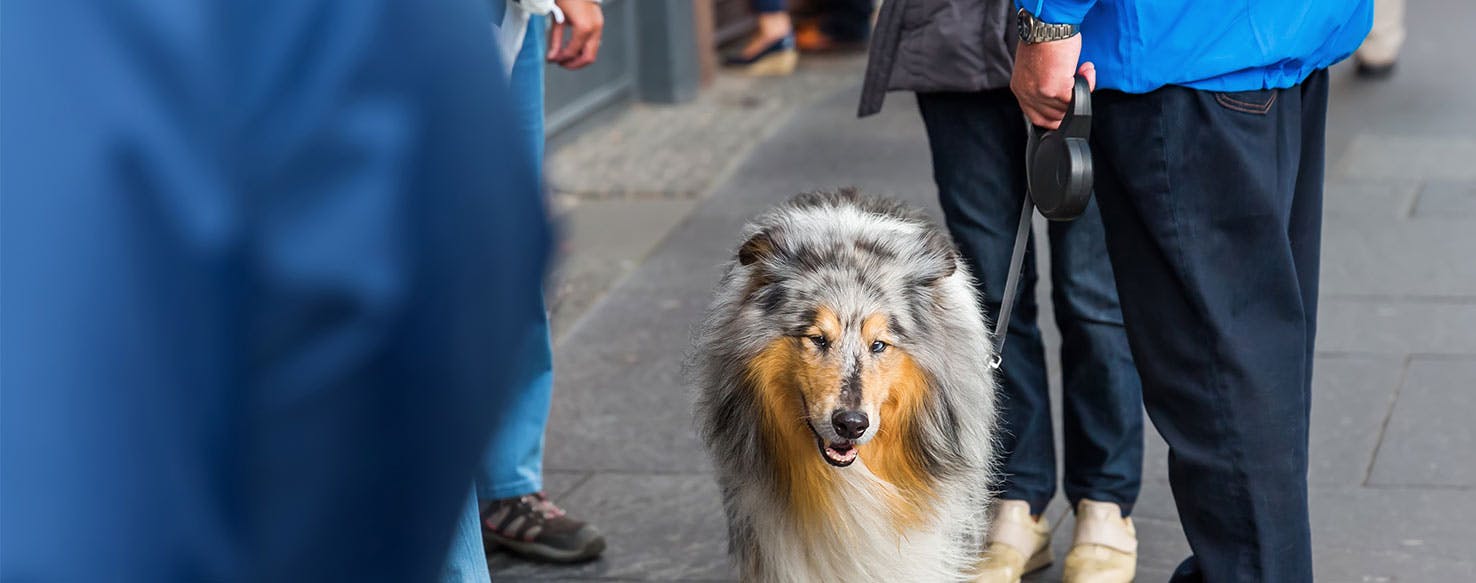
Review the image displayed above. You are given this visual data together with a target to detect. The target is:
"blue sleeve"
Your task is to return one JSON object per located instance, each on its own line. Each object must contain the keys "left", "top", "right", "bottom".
{"left": 1, "top": 0, "right": 547, "bottom": 580}
{"left": 1017, "top": 0, "right": 1098, "bottom": 26}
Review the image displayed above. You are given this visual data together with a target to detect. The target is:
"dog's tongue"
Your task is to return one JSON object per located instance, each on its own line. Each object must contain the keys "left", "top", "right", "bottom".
{"left": 825, "top": 443, "right": 857, "bottom": 463}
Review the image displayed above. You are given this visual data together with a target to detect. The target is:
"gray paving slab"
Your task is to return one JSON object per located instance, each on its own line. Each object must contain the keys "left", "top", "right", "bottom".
{"left": 1368, "top": 358, "right": 1476, "bottom": 488}
{"left": 1308, "top": 356, "right": 1407, "bottom": 485}
{"left": 1323, "top": 180, "right": 1420, "bottom": 219}
{"left": 538, "top": 470, "right": 596, "bottom": 500}
{"left": 1321, "top": 1, "right": 1476, "bottom": 153}
{"left": 489, "top": 473, "right": 731, "bottom": 580}
{"left": 1316, "top": 299, "right": 1476, "bottom": 356}
{"left": 1319, "top": 217, "right": 1476, "bottom": 297}
{"left": 1332, "top": 135, "right": 1476, "bottom": 182}
{"left": 1130, "top": 478, "right": 1179, "bottom": 523}
{"left": 1313, "top": 546, "right": 1476, "bottom": 582}
{"left": 1412, "top": 180, "right": 1476, "bottom": 219}
{"left": 542, "top": 286, "right": 711, "bottom": 472}
{"left": 1309, "top": 484, "right": 1476, "bottom": 564}
{"left": 549, "top": 199, "right": 698, "bottom": 341}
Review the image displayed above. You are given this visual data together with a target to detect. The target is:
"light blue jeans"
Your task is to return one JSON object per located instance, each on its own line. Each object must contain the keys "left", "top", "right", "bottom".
{"left": 442, "top": 7, "right": 551, "bottom": 582}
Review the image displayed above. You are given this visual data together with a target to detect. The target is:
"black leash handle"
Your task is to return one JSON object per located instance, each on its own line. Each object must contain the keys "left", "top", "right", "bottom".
{"left": 1026, "top": 75, "right": 1094, "bottom": 221}
{"left": 991, "top": 74, "right": 1094, "bottom": 369}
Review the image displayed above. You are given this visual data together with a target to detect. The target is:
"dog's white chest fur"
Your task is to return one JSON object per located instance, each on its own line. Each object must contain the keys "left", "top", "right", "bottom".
{"left": 736, "top": 462, "right": 982, "bottom": 583}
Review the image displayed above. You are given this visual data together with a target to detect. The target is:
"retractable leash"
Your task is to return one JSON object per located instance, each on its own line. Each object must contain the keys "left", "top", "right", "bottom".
{"left": 989, "top": 75, "right": 1094, "bottom": 369}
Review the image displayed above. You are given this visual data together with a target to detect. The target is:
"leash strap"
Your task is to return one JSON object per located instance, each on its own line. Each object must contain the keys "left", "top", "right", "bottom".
{"left": 988, "top": 196, "right": 1034, "bottom": 370}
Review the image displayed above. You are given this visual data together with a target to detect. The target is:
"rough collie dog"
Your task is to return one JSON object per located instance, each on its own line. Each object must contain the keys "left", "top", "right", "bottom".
{"left": 691, "top": 189, "right": 998, "bottom": 582}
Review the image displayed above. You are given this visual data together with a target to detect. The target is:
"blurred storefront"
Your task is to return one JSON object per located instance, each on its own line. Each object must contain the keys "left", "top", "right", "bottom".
{"left": 545, "top": 0, "right": 704, "bottom": 134}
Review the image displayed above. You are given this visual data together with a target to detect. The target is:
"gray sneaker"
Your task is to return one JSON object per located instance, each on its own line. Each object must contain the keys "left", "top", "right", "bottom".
{"left": 481, "top": 492, "right": 606, "bottom": 563}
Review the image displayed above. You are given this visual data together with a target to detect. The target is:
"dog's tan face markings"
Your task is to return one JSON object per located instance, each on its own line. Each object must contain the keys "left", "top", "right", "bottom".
{"left": 794, "top": 307, "right": 899, "bottom": 444}
{"left": 761, "top": 305, "right": 932, "bottom": 528}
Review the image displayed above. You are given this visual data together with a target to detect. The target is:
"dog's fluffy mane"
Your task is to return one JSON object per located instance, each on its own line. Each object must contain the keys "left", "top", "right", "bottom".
{"left": 690, "top": 188, "right": 999, "bottom": 582}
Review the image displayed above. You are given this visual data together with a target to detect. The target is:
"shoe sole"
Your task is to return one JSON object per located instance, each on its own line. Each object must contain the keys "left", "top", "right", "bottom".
{"left": 734, "top": 50, "right": 797, "bottom": 77}
{"left": 484, "top": 531, "right": 607, "bottom": 564}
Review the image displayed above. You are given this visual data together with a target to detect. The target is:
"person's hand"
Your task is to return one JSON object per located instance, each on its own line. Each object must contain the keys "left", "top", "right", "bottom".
{"left": 548, "top": 0, "right": 603, "bottom": 70}
{"left": 1011, "top": 35, "right": 1096, "bottom": 129}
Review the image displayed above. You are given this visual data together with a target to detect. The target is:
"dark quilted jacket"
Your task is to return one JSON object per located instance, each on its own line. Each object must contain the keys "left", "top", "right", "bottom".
{"left": 858, "top": 0, "right": 1017, "bottom": 117}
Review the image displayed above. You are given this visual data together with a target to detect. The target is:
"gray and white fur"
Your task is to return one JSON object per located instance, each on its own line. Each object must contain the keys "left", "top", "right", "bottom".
{"left": 690, "top": 189, "right": 999, "bottom": 582}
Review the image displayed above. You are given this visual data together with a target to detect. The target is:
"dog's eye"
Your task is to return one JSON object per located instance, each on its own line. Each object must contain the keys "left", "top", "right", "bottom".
{"left": 808, "top": 335, "right": 829, "bottom": 349}
{"left": 870, "top": 340, "right": 888, "bottom": 353}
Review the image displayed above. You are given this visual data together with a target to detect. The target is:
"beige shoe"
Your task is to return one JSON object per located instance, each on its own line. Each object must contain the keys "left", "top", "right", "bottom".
{"left": 975, "top": 500, "right": 1052, "bottom": 583}
{"left": 1063, "top": 500, "right": 1137, "bottom": 583}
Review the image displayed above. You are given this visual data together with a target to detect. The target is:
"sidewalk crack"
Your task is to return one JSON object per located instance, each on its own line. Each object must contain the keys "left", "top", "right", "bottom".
{"left": 1363, "top": 354, "right": 1413, "bottom": 486}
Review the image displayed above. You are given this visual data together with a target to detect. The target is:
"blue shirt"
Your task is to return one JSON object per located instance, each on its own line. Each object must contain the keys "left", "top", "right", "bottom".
{"left": 1019, "top": 0, "right": 1374, "bottom": 93}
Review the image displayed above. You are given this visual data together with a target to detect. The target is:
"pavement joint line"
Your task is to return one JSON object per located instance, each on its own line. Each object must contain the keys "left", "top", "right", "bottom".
{"left": 1312, "top": 350, "right": 1476, "bottom": 360}
{"left": 554, "top": 470, "right": 597, "bottom": 500}
{"left": 1310, "top": 350, "right": 1408, "bottom": 359}
{"left": 1357, "top": 482, "right": 1476, "bottom": 492}
{"left": 1362, "top": 353, "right": 1413, "bottom": 487}
{"left": 1404, "top": 179, "right": 1424, "bottom": 218}
{"left": 1404, "top": 352, "right": 1476, "bottom": 361}
{"left": 1320, "top": 292, "right": 1476, "bottom": 304}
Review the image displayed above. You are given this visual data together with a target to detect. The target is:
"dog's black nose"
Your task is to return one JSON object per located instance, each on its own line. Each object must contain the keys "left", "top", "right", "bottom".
{"left": 831, "top": 410, "right": 869, "bottom": 439}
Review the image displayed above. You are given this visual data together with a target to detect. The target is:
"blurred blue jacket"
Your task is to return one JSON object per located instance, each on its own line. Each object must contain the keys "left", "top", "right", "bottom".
{"left": 1018, "top": 0, "right": 1374, "bottom": 93}
{"left": 1, "top": 0, "right": 549, "bottom": 580}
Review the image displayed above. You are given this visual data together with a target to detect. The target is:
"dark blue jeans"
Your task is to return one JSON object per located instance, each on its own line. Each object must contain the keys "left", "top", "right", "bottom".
{"left": 1091, "top": 70, "right": 1329, "bottom": 582}
{"left": 917, "top": 90, "right": 1144, "bottom": 517}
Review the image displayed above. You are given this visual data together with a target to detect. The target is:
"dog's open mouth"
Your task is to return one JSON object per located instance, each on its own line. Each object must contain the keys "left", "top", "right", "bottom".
{"left": 804, "top": 420, "right": 858, "bottom": 467}
{"left": 817, "top": 438, "right": 858, "bottom": 467}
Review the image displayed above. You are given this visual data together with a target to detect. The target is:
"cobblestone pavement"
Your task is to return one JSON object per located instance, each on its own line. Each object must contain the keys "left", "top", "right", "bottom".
{"left": 504, "top": 3, "right": 1476, "bottom": 579}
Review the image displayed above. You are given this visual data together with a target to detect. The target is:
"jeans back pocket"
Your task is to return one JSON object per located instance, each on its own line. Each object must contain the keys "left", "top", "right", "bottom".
{"left": 1213, "top": 89, "right": 1279, "bottom": 114}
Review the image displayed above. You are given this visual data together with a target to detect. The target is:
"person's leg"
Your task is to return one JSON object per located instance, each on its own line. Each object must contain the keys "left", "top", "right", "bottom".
{"left": 1356, "top": 0, "right": 1404, "bottom": 76}
{"left": 442, "top": 489, "right": 494, "bottom": 583}
{"left": 1046, "top": 201, "right": 1144, "bottom": 515}
{"left": 478, "top": 310, "right": 554, "bottom": 499}
{"left": 1048, "top": 199, "right": 1144, "bottom": 583}
{"left": 729, "top": 0, "right": 796, "bottom": 74}
{"left": 476, "top": 11, "right": 550, "bottom": 502}
{"left": 478, "top": 305, "right": 604, "bottom": 563}
{"left": 508, "top": 13, "right": 546, "bottom": 171}
{"left": 916, "top": 90, "right": 1056, "bottom": 517}
{"left": 1292, "top": 72, "right": 1329, "bottom": 392}
{"left": 436, "top": 5, "right": 548, "bottom": 579}
{"left": 475, "top": 17, "right": 605, "bottom": 563}
{"left": 1091, "top": 74, "right": 1326, "bottom": 582}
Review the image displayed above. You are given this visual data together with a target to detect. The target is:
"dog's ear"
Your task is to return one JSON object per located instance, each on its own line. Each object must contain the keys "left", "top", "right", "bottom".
{"left": 919, "top": 230, "right": 958, "bottom": 284}
{"left": 738, "top": 231, "right": 775, "bottom": 266}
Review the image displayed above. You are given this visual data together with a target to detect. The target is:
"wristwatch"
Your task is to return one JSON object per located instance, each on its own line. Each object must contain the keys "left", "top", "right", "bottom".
{"left": 1017, "top": 8, "right": 1079, "bottom": 44}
